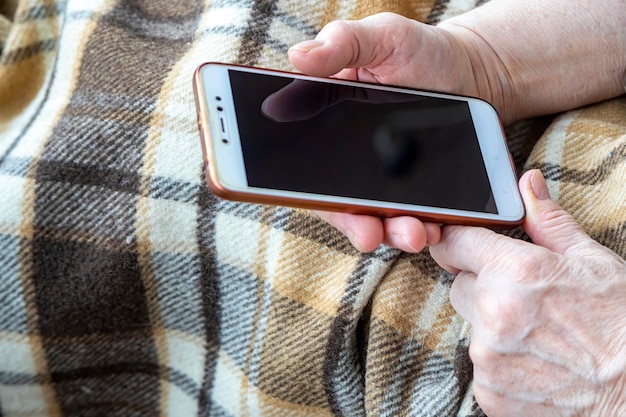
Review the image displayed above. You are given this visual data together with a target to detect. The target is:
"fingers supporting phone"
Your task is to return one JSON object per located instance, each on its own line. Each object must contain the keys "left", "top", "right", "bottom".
{"left": 383, "top": 217, "right": 442, "bottom": 252}
{"left": 314, "top": 211, "right": 384, "bottom": 252}
{"left": 315, "top": 210, "right": 441, "bottom": 253}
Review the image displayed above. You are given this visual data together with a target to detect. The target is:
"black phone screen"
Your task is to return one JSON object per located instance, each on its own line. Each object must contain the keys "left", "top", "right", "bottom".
{"left": 229, "top": 69, "right": 497, "bottom": 213}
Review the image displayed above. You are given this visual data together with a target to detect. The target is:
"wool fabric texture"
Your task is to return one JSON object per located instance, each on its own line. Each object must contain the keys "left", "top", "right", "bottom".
{"left": 0, "top": 0, "right": 624, "bottom": 416}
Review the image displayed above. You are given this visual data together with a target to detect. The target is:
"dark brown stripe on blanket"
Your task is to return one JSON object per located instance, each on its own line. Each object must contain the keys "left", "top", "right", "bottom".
{"left": 529, "top": 141, "right": 626, "bottom": 185}
{"left": 426, "top": 0, "right": 450, "bottom": 24}
{"left": 236, "top": 0, "right": 278, "bottom": 66}
{"left": 364, "top": 318, "right": 412, "bottom": 415}
{"left": 28, "top": 1, "right": 204, "bottom": 414}
{"left": 256, "top": 293, "right": 334, "bottom": 408}
{"left": 50, "top": 362, "right": 160, "bottom": 382}
{"left": 14, "top": 4, "right": 63, "bottom": 23}
{"left": 195, "top": 180, "right": 222, "bottom": 414}
{"left": 593, "top": 222, "right": 626, "bottom": 259}
{"left": 284, "top": 210, "right": 364, "bottom": 255}
{"left": 31, "top": 237, "right": 148, "bottom": 337}
{"left": 35, "top": 160, "right": 142, "bottom": 194}
{"left": 0, "top": 38, "right": 57, "bottom": 65}
{"left": 322, "top": 249, "right": 399, "bottom": 415}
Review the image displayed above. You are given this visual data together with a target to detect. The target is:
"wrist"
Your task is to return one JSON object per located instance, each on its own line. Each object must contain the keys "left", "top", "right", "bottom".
{"left": 592, "top": 266, "right": 626, "bottom": 417}
{"left": 438, "top": 0, "right": 626, "bottom": 123}
{"left": 436, "top": 20, "right": 516, "bottom": 124}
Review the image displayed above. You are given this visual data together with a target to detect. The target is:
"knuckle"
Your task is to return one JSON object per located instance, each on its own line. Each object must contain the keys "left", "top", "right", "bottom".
{"left": 501, "top": 245, "right": 559, "bottom": 285}
{"left": 469, "top": 340, "right": 497, "bottom": 367}
{"left": 479, "top": 291, "right": 534, "bottom": 346}
{"left": 515, "top": 254, "right": 550, "bottom": 281}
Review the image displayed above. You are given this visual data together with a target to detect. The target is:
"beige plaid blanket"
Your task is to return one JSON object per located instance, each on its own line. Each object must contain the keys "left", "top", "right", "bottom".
{"left": 0, "top": 0, "right": 624, "bottom": 416}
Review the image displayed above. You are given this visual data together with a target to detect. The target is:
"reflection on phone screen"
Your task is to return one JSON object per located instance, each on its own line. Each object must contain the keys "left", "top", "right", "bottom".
{"left": 229, "top": 70, "right": 497, "bottom": 214}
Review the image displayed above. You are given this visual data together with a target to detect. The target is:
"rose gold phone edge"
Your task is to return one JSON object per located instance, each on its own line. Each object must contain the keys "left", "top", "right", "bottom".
{"left": 193, "top": 63, "right": 525, "bottom": 229}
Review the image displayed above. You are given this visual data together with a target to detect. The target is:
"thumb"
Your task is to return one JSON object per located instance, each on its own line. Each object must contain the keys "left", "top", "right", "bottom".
{"left": 288, "top": 13, "right": 411, "bottom": 77}
{"left": 288, "top": 18, "right": 381, "bottom": 77}
{"left": 520, "top": 169, "right": 596, "bottom": 256}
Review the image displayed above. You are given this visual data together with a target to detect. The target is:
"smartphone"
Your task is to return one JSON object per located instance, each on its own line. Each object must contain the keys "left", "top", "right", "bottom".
{"left": 193, "top": 62, "right": 525, "bottom": 227}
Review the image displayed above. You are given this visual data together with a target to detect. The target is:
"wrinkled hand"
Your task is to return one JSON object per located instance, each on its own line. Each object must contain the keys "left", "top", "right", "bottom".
{"left": 430, "top": 170, "right": 626, "bottom": 417}
{"left": 287, "top": 12, "right": 489, "bottom": 252}
{"left": 288, "top": 4, "right": 626, "bottom": 253}
{"left": 288, "top": 13, "right": 490, "bottom": 109}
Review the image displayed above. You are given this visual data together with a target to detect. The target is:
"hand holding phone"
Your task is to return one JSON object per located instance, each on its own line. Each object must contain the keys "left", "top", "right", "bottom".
{"left": 193, "top": 63, "right": 525, "bottom": 238}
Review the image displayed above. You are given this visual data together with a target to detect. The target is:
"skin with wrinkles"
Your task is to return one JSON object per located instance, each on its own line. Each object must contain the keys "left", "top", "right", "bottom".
{"left": 287, "top": 1, "right": 626, "bottom": 415}
{"left": 288, "top": 2, "right": 625, "bottom": 253}
{"left": 431, "top": 170, "right": 626, "bottom": 416}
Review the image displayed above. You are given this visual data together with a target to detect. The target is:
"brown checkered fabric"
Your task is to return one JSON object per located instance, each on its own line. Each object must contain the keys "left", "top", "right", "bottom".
{"left": 0, "top": 0, "right": 624, "bottom": 416}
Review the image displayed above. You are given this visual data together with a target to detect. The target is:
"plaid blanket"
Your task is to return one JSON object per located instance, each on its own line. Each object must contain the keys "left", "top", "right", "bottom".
{"left": 0, "top": 0, "right": 624, "bottom": 416}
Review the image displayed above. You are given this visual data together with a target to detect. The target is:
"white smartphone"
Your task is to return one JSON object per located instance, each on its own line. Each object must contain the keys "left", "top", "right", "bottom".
{"left": 193, "top": 62, "right": 525, "bottom": 228}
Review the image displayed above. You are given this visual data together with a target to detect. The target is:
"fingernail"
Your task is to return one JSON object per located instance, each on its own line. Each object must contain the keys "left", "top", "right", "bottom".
{"left": 288, "top": 40, "right": 325, "bottom": 53}
{"left": 402, "top": 235, "right": 420, "bottom": 253}
{"left": 530, "top": 169, "right": 551, "bottom": 201}
{"left": 390, "top": 232, "right": 420, "bottom": 253}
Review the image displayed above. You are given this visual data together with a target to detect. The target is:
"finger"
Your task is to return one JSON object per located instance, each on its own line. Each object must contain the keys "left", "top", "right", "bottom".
{"left": 288, "top": 19, "right": 380, "bottom": 77}
{"left": 430, "top": 170, "right": 604, "bottom": 275}
{"left": 314, "top": 211, "right": 384, "bottom": 252}
{"left": 429, "top": 225, "right": 517, "bottom": 274}
{"left": 288, "top": 13, "right": 412, "bottom": 77}
{"left": 520, "top": 169, "right": 602, "bottom": 256}
{"left": 472, "top": 379, "right": 545, "bottom": 417}
{"left": 381, "top": 217, "right": 442, "bottom": 253}
{"left": 423, "top": 222, "right": 443, "bottom": 247}
{"left": 449, "top": 270, "right": 477, "bottom": 323}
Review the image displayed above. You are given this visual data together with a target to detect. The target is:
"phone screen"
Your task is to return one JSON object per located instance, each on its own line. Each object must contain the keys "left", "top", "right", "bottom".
{"left": 228, "top": 69, "right": 497, "bottom": 214}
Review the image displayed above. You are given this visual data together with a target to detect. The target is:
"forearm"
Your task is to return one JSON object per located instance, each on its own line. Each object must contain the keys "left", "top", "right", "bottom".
{"left": 438, "top": 0, "right": 626, "bottom": 122}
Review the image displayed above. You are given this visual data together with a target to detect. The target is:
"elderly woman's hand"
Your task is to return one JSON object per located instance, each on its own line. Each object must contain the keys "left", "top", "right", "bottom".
{"left": 287, "top": 12, "right": 480, "bottom": 252}
{"left": 287, "top": 2, "right": 625, "bottom": 253}
{"left": 430, "top": 170, "right": 626, "bottom": 417}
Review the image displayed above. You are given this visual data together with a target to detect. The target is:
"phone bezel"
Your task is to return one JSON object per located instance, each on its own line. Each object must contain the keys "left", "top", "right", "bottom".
{"left": 193, "top": 62, "right": 525, "bottom": 227}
